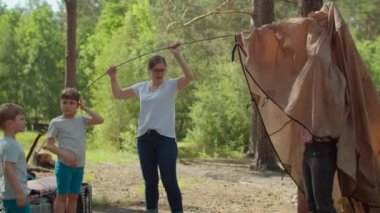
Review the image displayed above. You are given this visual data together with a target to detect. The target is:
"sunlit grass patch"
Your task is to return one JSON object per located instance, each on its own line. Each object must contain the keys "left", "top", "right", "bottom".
{"left": 135, "top": 183, "right": 145, "bottom": 196}
{"left": 0, "top": 131, "right": 47, "bottom": 154}
{"left": 92, "top": 195, "right": 114, "bottom": 208}
{"left": 83, "top": 170, "right": 94, "bottom": 183}
{"left": 86, "top": 148, "right": 138, "bottom": 164}
{"left": 178, "top": 177, "right": 187, "bottom": 189}
{"left": 177, "top": 141, "right": 203, "bottom": 158}
{"left": 2, "top": 131, "right": 139, "bottom": 165}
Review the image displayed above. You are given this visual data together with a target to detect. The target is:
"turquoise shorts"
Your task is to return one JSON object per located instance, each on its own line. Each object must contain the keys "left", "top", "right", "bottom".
{"left": 2, "top": 197, "right": 31, "bottom": 213}
{"left": 55, "top": 162, "right": 84, "bottom": 195}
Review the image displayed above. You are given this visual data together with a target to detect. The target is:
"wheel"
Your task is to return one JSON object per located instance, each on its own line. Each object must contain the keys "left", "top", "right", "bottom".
{"left": 77, "top": 183, "right": 92, "bottom": 213}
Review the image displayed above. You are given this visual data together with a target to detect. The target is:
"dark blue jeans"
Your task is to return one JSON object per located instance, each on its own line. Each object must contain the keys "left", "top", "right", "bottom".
{"left": 137, "top": 130, "right": 182, "bottom": 212}
{"left": 303, "top": 141, "right": 337, "bottom": 213}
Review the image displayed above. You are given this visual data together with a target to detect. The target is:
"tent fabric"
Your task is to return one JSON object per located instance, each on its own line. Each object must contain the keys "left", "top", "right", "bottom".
{"left": 236, "top": 2, "right": 380, "bottom": 208}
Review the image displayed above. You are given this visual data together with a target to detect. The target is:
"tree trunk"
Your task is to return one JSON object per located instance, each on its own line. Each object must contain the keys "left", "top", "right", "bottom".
{"left": 253, "top": 0, "right": 274, "bottom": 27}
{"left": 64, "top": 0, "right": 77, "bottom": 88}
{"left": 297, "top": 1, "right": 323, "bottom": 212}
{"left": 298, "top": 0, "right": 323, "bottom": 17}
{"left": 249, "top": 0, "right": 279, "bottom": 171}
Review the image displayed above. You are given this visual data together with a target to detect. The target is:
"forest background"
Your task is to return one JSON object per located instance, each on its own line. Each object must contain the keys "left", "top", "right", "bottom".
{"left": 1, "top": 0, "right": 380, "bottom": 157}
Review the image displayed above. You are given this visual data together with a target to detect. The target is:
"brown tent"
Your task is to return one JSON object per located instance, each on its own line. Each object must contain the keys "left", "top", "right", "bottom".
{"left": 236, "top": 2, "right": 380, "bottom": 211}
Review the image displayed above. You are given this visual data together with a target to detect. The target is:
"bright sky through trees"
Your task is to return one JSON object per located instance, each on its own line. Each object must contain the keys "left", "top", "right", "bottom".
{"left": 2, "top": 0, "right": 59, "bottom": 11}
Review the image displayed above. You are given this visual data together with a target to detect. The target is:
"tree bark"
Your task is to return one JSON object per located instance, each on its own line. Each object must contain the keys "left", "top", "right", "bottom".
{"left": 249, "top": 0, "right": 279, "bottom": 171}
{"left": 298, "top": 0, "right": 323, "bottom": 17}
{"left": 297, "top": 1, "right": 323, "bottom": 212}
{"left": 253, "top": 0, "right": 274, "bottom": 27}
{"left": 64, "top": 0, "right": 77, "bottom": 88}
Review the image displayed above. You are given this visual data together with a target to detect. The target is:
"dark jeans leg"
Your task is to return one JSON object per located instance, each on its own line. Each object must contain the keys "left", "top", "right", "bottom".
{"left": 138, "top": 133, "right": 159, "bottom": 210}
{"left": 157, "top": 135, "right": 183, "bottom": 212}
{"left": 303, "top": 155, "right": 317, "bottom": 212}
{"left": 303, "top": 142, "right": 337, "bottom": 213}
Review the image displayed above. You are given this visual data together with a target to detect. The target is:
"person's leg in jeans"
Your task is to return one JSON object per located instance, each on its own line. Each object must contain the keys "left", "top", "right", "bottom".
{"left": 138, "top": 132, "right": 159, "bottom": 212}
{"left": 157, "top": 135, "right": 183, "bottom": 213}
{"left": 303, "top": 144, "right": 317, "bottom": 212}
{"left": 309, "top": 142, "right": 337, "bottom": 213}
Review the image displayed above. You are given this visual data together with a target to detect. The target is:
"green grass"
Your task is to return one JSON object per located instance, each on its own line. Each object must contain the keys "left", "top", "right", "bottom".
{"left": 0, "top": 131, "right": 47, "bottom": 155}
{"left": 86, "top": 148, "right": 138, "bottom": 164}
{"left": 177, "top": 141, "right": 244, "bottom": 158}
{"left": 1, "top": 131, "right": 244, "bottom": 165}
{"left": 1, "top": 131, "right": 138, "bottom": 165}
{"left": 177, "top": 141, "right": 203, "bottom": 158}
{"left": 92, "top": 196, "right": 115, "bottom": 209}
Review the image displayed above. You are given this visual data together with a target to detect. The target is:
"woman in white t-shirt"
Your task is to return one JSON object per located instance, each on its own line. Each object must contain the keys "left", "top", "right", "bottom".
{"left": 107, "top": 43, "right": 193, "bottom": 213}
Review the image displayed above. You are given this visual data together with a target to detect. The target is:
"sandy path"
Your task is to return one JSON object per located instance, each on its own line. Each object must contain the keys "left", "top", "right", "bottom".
{"left": 88, "top": 158, "right": 297, "bottom": 213}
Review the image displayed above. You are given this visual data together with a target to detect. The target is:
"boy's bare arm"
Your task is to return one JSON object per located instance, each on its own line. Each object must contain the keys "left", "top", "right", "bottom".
{"left": 80, "top": 103, "right": 104, "bottom": 126}
{"left": 45, "top": 138, "right": 77, "bottom": 167}
{"left": 4, "top": 162, "right": 27, "bottom": 206}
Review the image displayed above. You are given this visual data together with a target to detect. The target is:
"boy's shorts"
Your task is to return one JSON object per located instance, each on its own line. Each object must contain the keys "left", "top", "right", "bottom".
{"left": 55, "top": 161, "right": 84, "bottom": 195}
{"left": 3, "top": 198, "right": 31, "bottom": 213}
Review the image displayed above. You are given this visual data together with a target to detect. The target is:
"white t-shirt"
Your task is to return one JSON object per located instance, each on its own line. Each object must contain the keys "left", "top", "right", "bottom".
{"left": 132, "top": 78, "right": 179, "bottom": 138}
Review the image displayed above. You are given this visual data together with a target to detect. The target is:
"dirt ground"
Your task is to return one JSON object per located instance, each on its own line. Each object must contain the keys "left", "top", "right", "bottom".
{"left": 86, "top": 158, "right": 298, "bottom": 213}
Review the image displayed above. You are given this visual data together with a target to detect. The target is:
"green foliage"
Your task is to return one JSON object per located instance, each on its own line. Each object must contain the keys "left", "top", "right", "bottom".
{"left": 185, "top": 63, "right": 250, "bottom": 153}
{"left": 0, "top": 5, "right": 64, "bottom": 122}
{"left": 152, "top": 0, "right": 252, "bottom": 151}
{"left": 86, "top": 148, "right": 138, "bottom": 164}
{"left": 76, "top": 0, "right": 104, "bottom": 91}
{"left": 177, "top": 141, "right": 243, "bottom": 158}
{"left": 274, "top": 0, "right": 297, "bottom": 19}
{"left": 356, "top": 36, "right": 380, "bottom": 91}
{"left": 0, "top": 2, "right": 5, "bottom": 14}
{"left": 14, "top": 5, "right": 64, "bottom": 121}
{"left": 77, "top": 0, "right": 103, "bottom": 44}
{"left": 78, "top": 0, "right": 129, "bottom": 92}
{"left": 87, "top": 0, "right": 156, "bottom": 148}
{"left": 0, "top": 10, "right": 21, "bottom": 103}
{"left": 333, "top": 0, "right": 380, "bottom": 40}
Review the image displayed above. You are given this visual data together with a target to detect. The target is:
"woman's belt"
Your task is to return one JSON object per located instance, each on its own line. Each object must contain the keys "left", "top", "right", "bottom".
{"left": 312, "top": 136, "right": 337, "bottom": 143}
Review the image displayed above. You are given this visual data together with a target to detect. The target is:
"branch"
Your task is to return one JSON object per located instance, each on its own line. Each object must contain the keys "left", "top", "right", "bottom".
{"left": 166, "top": 0, "right": 251, "bottom": 32}
{"left": 166, "top": 10, "right": 253, "bottom": 32}
{"left": 184, "top": 10, "right": 253, "bottom": 25}
{"left": 217, "top": 0, "right": 232, "bottom": 9}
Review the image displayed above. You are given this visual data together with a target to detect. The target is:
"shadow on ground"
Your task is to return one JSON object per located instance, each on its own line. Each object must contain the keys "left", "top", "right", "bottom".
{"left": 93, "top": 207, "right": 144, "bottom": 213}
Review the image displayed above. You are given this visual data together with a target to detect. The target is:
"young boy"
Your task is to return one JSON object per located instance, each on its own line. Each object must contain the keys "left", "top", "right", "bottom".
{"left": 46, "top": 88, "right": 103, "bottom": 213}
{"left": 0, "top": 103, "right": 30, "bottom": 213}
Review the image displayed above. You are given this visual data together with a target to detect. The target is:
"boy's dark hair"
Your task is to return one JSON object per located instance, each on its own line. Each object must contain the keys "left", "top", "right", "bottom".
{"left": 0, "top": 103, "right": 24, "bottom": 129}
{"left": 60, "top": 88, "right": 81, "bottom": 102}
{"left": 147, "top": 55, "right": 166, "bottom": 70}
